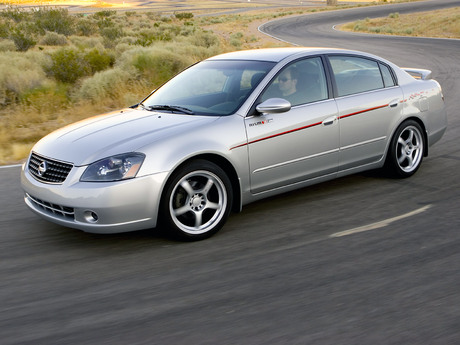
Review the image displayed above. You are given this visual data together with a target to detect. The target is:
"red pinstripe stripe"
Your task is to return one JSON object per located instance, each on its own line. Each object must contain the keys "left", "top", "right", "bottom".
{"left": 230, "top": 104, "right": 388, "bottom": 150}
{"left": 338, "top": 104, "right": 388, "bottom": 119}
{"left": 231, "top": 121, "right": 322, "bottom": 150}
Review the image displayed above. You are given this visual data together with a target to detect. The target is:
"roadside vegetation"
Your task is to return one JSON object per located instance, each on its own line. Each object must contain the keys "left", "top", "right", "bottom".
{"left": 340, "top": 7, "right": 460, "bottom": 38}
{"left": 0, "top": 3, "right": 455, "bottom": 164}
{"left": 0, "top": 5, "right": 352, "bottom": 164}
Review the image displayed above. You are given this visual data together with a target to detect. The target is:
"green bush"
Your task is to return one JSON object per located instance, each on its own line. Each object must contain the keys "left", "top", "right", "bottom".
{"left": 100, "top": 26, "right": 124, "bottom": 41}
{"left": 84, "top": 48, "right": 115, "bottom": 73}
{"left": 40, "top": 31, "right": 68, "bottom": 46}
{"left": 0, "top": 40, "right": 16, "bottom": 52}
{"left": 0, "top": 21, "right": 10, "bottom": 39}
{"left": 19, "top": 83, "right": 70, "bottom": 111}
{"left": 68, "top": 35, "right": 104, "bottom": 50}
{"left": 0, "top": 52, "right": 48, "bottom": 105}
{"left": 93, "top": 10, "right": 117, "bottom": 18}
{"left": 96, "top": 17, "right": 115, "bottom": 29}
{"left": 9, "top": 28, "right": 36, "bottom": 51}
{"left": 47, "top": 47, "right": 115, "bottom": 84}
{"left": 76, "top": 20, "right": 98, "bottom": 36}
{"left": 0, "top": 6, "right": 28, "bottom": 23}
{"left": 47, "top": 48, "right": 90, "bottom": 83}
{"left": 33, "top": 8, "right": 75, "bottom": 36}
{"left": 175, "top": 12, "right": 194, "bottom": 20}
{"left": 76, "top": 67, "right": 132, "bottom": 102}
{"left": 118, "top": 47, "right": 192, "bottom": 86}
{"left": 189, "top": 30, "right": 219, "bottom": 48}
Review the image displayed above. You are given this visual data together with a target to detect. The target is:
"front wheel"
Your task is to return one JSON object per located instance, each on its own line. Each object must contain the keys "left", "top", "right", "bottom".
{"left": 160, "top": 160, "right": 233, "bottom": 241}
{"left": 385, "top": 120, "right": 425, "bottom": 178}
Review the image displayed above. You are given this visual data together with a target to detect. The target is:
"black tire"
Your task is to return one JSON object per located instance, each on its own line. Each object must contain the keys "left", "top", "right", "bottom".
{"left": 160, "top": 160, "right": 233, "bottom": 241}
{"left": 385, "top": 120, "right": 425, "bottom": 178}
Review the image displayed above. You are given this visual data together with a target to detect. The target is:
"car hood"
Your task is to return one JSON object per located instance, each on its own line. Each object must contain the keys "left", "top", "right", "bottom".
{"left": 32, "top": 108, "right": 219, "bottom": 166}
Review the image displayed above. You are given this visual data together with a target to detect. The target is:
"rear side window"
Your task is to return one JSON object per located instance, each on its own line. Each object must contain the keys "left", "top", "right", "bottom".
{"left": 329, "top": 56, "right": 391, "bottom": 97}
{"left": 379, "top": 63, "right": 396, "bottom": 87}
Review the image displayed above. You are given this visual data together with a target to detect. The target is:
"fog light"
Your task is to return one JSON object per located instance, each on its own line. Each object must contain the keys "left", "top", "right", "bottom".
{"left": 84, "top": 211, "right": 99, "bottom": 223}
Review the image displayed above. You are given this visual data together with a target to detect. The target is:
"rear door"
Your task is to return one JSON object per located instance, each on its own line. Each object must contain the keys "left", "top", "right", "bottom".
{"left": 328, "top": 55, "right": 404, "bottom": 172}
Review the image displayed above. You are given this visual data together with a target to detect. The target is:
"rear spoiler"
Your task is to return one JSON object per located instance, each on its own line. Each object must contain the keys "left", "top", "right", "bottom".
{"left": 402, "top": 68, "right": 432, "bottom": 80}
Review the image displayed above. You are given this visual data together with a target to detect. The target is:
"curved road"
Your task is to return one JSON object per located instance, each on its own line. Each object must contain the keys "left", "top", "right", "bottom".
{"left": 2, "top": 1, "right": 460, "bottom": 343}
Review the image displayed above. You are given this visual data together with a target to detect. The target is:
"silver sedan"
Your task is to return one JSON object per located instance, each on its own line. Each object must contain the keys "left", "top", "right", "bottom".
{"left": 21, "top": 48, "right": 447, "bottom": 240}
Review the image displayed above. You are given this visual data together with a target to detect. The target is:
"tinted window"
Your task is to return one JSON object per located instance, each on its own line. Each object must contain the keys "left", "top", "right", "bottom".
{"left": 379, "top": 63, "right": 396, "bottom": 87}
{"left": 261, "top": 57, "right": 328, "bottom": 106}
{"left": 329, "top": 56, "right": 384, "bottom": 97}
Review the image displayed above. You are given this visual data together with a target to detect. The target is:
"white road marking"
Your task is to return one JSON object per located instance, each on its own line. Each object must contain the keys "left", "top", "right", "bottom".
{"left": 0, "top": 164, "right": 22, "bottom": 169}
{"left": 329, "top": 205, "right": 432, "bottom": 238}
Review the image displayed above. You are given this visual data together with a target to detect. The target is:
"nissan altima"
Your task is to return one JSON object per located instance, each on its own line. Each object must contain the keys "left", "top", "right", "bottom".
{"left": 21, "top": 47, "right": 447, "bottom": 240}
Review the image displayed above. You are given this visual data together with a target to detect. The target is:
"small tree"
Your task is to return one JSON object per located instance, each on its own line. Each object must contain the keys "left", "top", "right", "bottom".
{"left": 327, "top": 0, "right": 338, "bottom": 5}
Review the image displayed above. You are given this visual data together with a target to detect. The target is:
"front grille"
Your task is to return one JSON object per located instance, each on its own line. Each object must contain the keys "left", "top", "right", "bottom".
{"left": 29, "top": 152, "right": 73, "bottom": 184}
{"left": 26, "top": 194, "right": 75, "bottom": 220}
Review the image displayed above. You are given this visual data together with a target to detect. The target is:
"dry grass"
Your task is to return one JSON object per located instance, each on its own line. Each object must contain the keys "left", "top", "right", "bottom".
{"left": 340, "top": 7, "right": 460, "bottom": 38}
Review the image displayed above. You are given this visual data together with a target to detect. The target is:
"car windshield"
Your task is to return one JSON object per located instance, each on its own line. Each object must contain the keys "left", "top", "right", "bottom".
{"left": 142, "top": 60, "right": 276, "bottom": 116}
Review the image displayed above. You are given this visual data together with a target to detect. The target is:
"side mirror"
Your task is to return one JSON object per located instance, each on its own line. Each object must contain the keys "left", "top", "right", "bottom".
{"left": 256, "top": 98, "right": 291, "bottom": 114}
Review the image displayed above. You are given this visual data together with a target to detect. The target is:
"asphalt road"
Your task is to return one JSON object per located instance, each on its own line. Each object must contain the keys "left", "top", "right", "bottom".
{"left": 2, "top": 0, "right": 460, "bottom": 343}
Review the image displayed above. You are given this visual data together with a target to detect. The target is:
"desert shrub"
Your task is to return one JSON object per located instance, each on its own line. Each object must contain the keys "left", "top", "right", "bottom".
{"left": 33, "top": 8, "right": 75, "bottom": 36}
{"left": 188, "top": 30, "right": 219, "bottom": 48}
{"left": 84, "top": 48, "right": 115, "bottom": 73}
{"left": 0, "top": 40, "right": 16, "bottom": 52}
{"left": 100, "top": 26, "right": 124, "bottom": 41}
{"left": 230, "top": 32, "right": 244, "bottom": 48}
{"left": 93, "top": 10, "right": 117, "bottom": 18}
{"left": 175, "top": 12, "right": 194, "bottom": 20}
{"left": 134, "top": 25, "right": 182, "bottom": 46}
{"left": 46, "top": 47, "right": 115, "bottom": 83}
{"left": 118, "top": 36, "right": 138, "bottom": 45}
{"left": 68, "top": 35, "right": 104, "bottom": 49}
{"left": 118, "top": 47, "right": 193, "bottom": 86}
{"left": 0, "top": 6, "right": 28, "bottom": 23}
{"left": 179, "top": 25, "right": 196, "bottom": 37}
{"left": 40, "top": 31, "right": 68, "bottom": 46}
{"left": 19, "top": 83, "right": 70, "bottom": 112}
{"left": 75, "top": 67, "right": 132, "bottom": 102}
{"left": 9, "top": 27, "right": 36, "bottom": 51}
{"left": 0, "top": 52, "right": 48, "bottom": 105}
{"left": 76, "top": 19, "right": 98, "bottom": 36}
{"left": 47, "top": 48, "right": 90, "bottom": 83}
{"left": 0, "top": 21, "right": 10, "bottom": 39}
{"left": 134, "top": 29, "right": 159, "bottom": 46}
{"left": 96, "top": 17, "right": 115, "bottom": 29}
{"left": 145, "top": 12, "right": 162, "bottom": 21}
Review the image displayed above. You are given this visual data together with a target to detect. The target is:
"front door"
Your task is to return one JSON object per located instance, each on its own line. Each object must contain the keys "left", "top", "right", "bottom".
{"left": 245, "top": 57, "right": 340, "bottom": 194}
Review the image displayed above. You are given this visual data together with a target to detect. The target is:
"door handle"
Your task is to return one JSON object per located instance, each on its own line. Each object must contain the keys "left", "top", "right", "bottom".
{"left": 389, "top": 99, "right": 400, "bottom": 108}
{"left": 322, "top": 116, "right": 337, "bottom": 126}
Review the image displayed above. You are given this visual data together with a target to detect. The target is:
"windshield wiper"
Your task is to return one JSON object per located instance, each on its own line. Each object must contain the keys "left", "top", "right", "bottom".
{"left": 147, "top": 105, "right": 194, "bottom": 115}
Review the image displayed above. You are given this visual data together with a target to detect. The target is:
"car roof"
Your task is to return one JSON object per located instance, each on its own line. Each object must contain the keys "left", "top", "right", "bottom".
{"left": 207, "top": 47, "right": 357, "bottom": 63}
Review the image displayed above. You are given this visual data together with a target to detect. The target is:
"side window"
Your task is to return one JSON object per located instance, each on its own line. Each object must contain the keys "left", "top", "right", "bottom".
{"left": 261, "top": 57, "right": 328, "bottom": 106}
{"left": 329, "top": 56, "right": 384, "bottom": 97}
{"left": 379, "top": 63, "right": 396, "bottom": 87}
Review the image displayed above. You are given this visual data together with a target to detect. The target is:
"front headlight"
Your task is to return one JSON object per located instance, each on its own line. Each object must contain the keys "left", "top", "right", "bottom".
{"left": 80, "top": 153, "right": 145, "bottom": 182}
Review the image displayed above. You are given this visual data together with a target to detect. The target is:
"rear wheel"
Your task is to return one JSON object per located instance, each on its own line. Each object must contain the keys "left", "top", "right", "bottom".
{"left": 161, "top": 160, "right": 233, "bottom": 241}
{"left": 385, "top": 120, "right": 425, "bottom": 178}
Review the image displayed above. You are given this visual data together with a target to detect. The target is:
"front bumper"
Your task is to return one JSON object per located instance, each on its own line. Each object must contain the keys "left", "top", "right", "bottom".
{"left": 21, "top": 163, "right": 169, "bottom": 234}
